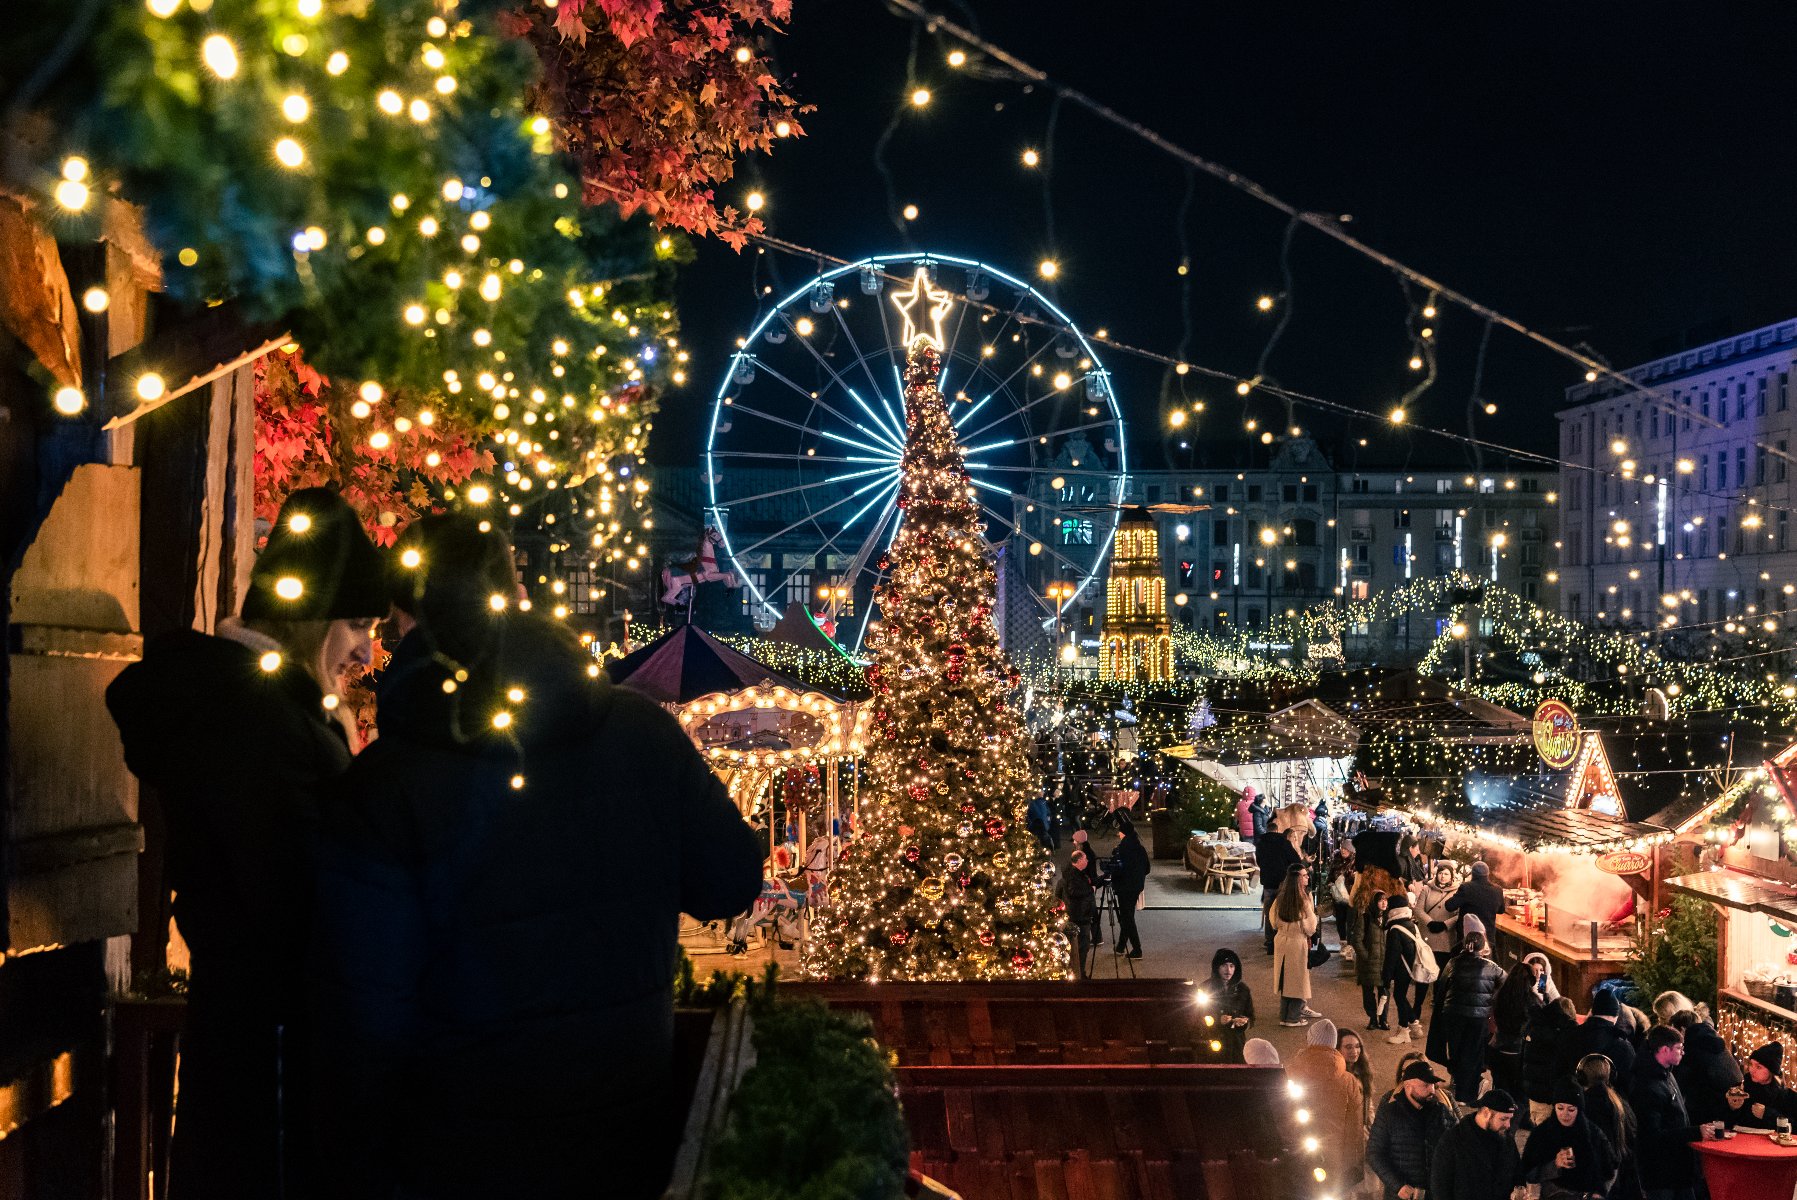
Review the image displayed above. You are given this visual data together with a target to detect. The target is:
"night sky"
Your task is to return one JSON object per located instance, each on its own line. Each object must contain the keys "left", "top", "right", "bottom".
{"left": 659, "top": 1, "right": 1797, "bottom": 475}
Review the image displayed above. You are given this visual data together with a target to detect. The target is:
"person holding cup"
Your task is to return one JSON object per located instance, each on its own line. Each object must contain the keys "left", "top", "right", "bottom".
{"left": 1741, "top": 1042, "right": 1797, "bottom": 1132}
{"left": 1629, "top": 1025, "right": 1724, "bottom": 1200}
{"left": 1521, "top": 1079, "right": 1619, "bottom": 1200}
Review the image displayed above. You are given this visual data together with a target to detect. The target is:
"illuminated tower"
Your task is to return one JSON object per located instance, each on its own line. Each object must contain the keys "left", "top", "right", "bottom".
{"left": 1100, "top": 508, "right": 1173, "bottom": 681}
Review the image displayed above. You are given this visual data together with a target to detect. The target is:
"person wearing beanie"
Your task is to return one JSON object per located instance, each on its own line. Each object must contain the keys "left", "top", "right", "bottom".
{"left": 1672, "top": 1014, "right": 1741, "bottom": 1127}
{"left": 1381, "top": 901, "right": 1433, "bottom": 1045}
{"left": 1243, "top": 1037, "right": 1282, "bottom": 1066}
{"left": 1741, "top": 1041, "right": 1797, "bottom": 1131}
{"left": 1287, "top": 1019, "right": 1368, "bottom": 1190}
{"left": 1430, "top": 1089, "right": 1522, "bottom": 1200}
{"left": 1631, "top": 1024, "right": 1724, "bottom": 1199}
{"left": 105, "top": 486, "right": 389, "bottom": 1200}
{"left": 1562, "top": 990, "right": 1636, "bottom": 1091}
{"left": 1368, "top": 1059, "right": 1457, "bottom": 1200}
{"left": 1445, "top": 860, "right": 1503, "bottom": 948}
{"left": 1520, "top": 1078, "right": 1618, "bottom": 1199}
{"left": 312, "top": 516, "right": 761, "bottom": 1197}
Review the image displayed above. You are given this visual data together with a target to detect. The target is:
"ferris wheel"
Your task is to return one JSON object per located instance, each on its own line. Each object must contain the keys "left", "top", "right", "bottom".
{"left": 704, "top": 252, "right": 1129, "bottom": 650}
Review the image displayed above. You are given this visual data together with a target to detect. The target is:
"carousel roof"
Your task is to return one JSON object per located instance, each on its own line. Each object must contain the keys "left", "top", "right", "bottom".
{"left": 606, "top": 623, "right": 852, "bottom": 705}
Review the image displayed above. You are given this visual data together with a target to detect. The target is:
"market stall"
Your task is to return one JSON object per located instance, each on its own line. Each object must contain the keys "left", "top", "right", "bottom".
{"left": 1666, "top": 740, "right": 1797, "bottom": 1066}
{"left": 1413, "top": 728, "right": 1674, "bottom": 1001}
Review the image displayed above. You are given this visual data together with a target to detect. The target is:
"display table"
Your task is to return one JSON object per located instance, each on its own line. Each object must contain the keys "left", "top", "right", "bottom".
{"left": 1492, "top": 914, "right": 1630, "bottom": 1003}
{"left": 1695, "top": 1133, "right": 1797, "bottom": 1200}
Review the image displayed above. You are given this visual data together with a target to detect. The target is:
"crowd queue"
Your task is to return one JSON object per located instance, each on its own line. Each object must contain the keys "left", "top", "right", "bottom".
{"left": 1200, "top": 788, "right": 1797, "bottom": 1200}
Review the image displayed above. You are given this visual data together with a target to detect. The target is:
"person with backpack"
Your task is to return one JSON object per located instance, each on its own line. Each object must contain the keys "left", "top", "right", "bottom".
{"left": 1381, "top": 900, "right": 1438, "bottom": 1045}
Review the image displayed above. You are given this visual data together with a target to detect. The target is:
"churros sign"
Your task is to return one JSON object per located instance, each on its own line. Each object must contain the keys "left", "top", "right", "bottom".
{"left": 1532, "top": 700, "right": 1579, "bottom": 769}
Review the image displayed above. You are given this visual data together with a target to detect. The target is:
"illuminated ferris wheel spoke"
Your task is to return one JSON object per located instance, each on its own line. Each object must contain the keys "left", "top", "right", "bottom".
{"left": 830, "top": 305, "right": 910, "bottom": 440}
{"left": 728, "top": 398, "right": 898, "bottom": 460}
{"left": 844, "top": 386, "right": 906, "bottom": 449}
{"left": 741, "top": 356, "right": 904, "bottom": 454}
{"left": 713, "top": 449, "right": 888, "bottom": 468}
{"left": 725, "top": 466, "right": 895, "bottom": 508}
{"left": 731, "top": 470, "right": 899, "bottom": 559}
{"left": 971, "top": 497, "right": 1096, "bottom": 596}
{"left": 960, "top": 368, "right": 1092, "bottom": 445}
{"left": 779, "top": 318, "right": 909, "bottom": 449}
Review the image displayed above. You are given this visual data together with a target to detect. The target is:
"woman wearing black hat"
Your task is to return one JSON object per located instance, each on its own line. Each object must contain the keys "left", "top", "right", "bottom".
{"left": 107, "top": 487, "right": 389, "bottom": 1200}
{"left": 310, "top": 516, "right": 763, "bottom": 1199}
{"left": 1522, "top": 1079, "right": 1620, "bottom": 1199}
{"left": 1740, "top": 1041, "right": 1797, "bottom": 1130}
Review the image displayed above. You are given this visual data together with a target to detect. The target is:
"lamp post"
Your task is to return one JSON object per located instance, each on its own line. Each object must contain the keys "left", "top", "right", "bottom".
{"left": 1258, "top": 526, "right": 1278, "bottom": 630}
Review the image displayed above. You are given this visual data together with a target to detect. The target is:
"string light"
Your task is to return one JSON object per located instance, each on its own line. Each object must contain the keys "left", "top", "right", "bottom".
{"left": 52, "top": 387, "right": 86, "bottom": 416}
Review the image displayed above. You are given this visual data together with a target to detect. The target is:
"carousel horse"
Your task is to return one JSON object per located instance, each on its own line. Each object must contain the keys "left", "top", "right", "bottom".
{"left": 660, "top": 527, "right": 735, "bottom": 607}
{"left": 726, "top": 872, "right": 809, "bottom": 954}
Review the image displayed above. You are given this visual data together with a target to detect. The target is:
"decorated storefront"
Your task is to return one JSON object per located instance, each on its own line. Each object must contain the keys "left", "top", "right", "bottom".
{"left": 1667, "top": 740, "right": 1797, "bottom": 1065}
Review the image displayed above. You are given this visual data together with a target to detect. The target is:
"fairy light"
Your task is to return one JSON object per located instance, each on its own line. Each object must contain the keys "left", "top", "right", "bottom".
{"left": 201, "top": 35, "right": 239, "bottom": 79}
{"left": 746, "top": 191, "right": 765, "bottom": 212}
{"left": 81, "top": 287, "right": 109, "bottom": 314}
{"left": 1021, "top": 148, "right": 1040, "bottom": 167}
{"left": 52, "top": 387, "right": 86, "bottom": 416}
{"left": 135, "top": 374, "right": 166, "bottom": 402}
{"left": 910, "top": 87, "right": 931, "bottom": 107}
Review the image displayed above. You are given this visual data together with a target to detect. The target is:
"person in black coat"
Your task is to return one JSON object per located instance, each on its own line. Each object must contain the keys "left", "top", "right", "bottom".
{"left": 1367, "top": 1060, "right": 1459, "bottom": 1200}
{"left": 1200, "top": 947, "right": 1255, "bottom": 1062}
{"left": 310, "top": 519, "right": 762, "bottom": 1200}
{"left": 1670, "top": 1013, "right": 1742, "bottom": 1127}
{"left": 1430, "top": 1090, "right": 1522, "bottom": 1200}
{"left": 1439, "top": 932, "right": 1507, "bottom": 1104}
{"left": 1740, "top": 1041, "right": 1797, "bottom": 1129}
{"left": 1058, "top": 850, "right": 1099, "bottom": 978}
{"left": 1489, "top": 955, "right": 1547, "bottom": 1104}
{"left": 1255, "top": 822, "right": 1304, "bottom": 953}
{"left": 1444, "top": 861, "right": 1504, "bottom": 941}
{"left": 107, "top": 488, "right": 388, "bottom": 1200}
{"left": 1629, "top": 1025, "right": 1722, "bottom": 1200}
{"left": 1522, "top": 1079, "right": 1619, "bottom": 1200}
{"left": 1380, "top": 902, "right": 1431, "bottom": 1041}
{"left": 1562, "top": 990, "right": 1637, "bottom": 1092}
{"left": 1524, "top": 998, "right": 1581, "bottom": 1125}
{"left": 1109, "top": 818, "right": 1150, "bottom": 958}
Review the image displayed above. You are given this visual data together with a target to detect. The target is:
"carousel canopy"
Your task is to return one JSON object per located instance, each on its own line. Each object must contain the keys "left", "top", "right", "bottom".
{"left": 767, "top": 603, "right": 853, "bottom": 658}
{"left": 606, "top": 623, "right": 852, "bottom": 705}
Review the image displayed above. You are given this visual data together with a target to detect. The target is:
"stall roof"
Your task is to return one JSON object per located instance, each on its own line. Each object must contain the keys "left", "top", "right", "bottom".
{"left": 1665, "top": 868, "right": 1797, "bottom": 928}
{"left": 606, "top": 624, "right": 852, "bottom": 705}
{"left": 1451, "top": 804, "right": 1668, "bottom": 853}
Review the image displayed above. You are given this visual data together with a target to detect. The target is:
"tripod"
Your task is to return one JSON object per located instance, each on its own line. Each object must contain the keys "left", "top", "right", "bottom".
{"left": 1094, "top": 881, "right": 1136, "bottom": 979}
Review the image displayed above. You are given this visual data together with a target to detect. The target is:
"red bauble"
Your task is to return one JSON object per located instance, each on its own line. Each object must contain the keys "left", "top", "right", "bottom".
{"left": 903, "top": 844, "right": 922, "bottom": 864}
{"left": 907, "top": 783, "right": 929, "bottom": 802}
{"left": 1011, "top": 949, "right": 1034, "bottom": 971}
{"left": 956, "top": 872, "right": 972, "bottom": 888}
{"left": 984, "top": 818, "right": 1006, "bottom": 838}
{"left": 961, "top": 803, "right": 977, "bottom": 815}
{"left": 978, "top": 929, "right": 995, "bottom": 947}
{"left": 891, "top": 929, "right": 910, "bottom": 946}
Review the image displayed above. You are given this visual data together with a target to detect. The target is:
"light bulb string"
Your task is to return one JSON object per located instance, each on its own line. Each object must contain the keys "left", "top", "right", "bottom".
{"left": 883, "top": 0, "right": 1797, "bottom": 480}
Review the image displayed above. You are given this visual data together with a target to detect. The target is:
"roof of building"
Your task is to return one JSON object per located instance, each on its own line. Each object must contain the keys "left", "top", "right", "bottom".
{"left": 606, "top": 622, "right": 850, "bottom": 704}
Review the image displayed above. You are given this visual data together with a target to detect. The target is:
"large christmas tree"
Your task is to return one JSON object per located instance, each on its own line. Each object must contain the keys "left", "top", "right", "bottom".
{"left": 804, "top": 270, "right": 1068, "bottom": 982}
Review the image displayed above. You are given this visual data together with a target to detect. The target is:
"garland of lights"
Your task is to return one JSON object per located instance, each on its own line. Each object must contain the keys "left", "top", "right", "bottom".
{"left": 677, "top": 686, "right": 871, "bottom": 767}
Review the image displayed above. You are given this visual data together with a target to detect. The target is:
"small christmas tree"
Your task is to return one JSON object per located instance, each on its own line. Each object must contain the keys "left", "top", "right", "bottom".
{"left": 1188, "top": 696, "right": 1216, "bottom": 738}
{"left": 804, "top": 270, "right": 1067, "bottom": 981}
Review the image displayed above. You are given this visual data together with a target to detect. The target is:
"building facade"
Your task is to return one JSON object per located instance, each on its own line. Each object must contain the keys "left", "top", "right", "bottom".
{"left": 1557, "top": 317, "right": 1797, "bottom": 632}
{"left": 1128, "top": 437, "right": 1560, "bottom": 633}
{"left": 1098, "top": 510, "right": 1173, "bottom": 680}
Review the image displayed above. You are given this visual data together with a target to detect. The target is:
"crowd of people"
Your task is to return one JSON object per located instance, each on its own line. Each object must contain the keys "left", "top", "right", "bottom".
{"left": 107, "top": 490, "right": 764, "bottom": 1200}
{"left": 1208, "top": 786, "right": 1797, "bottom": 1200}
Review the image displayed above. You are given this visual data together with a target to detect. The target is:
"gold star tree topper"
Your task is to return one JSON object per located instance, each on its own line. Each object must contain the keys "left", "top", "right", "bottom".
{"left": 891, "top": 267, "right": 955, "bottom": 350}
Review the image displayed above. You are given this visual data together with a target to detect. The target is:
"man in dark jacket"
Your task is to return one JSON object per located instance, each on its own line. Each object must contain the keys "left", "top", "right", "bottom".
{"left": 107, "top": 488, "right": 388, "bottom": 1200}
{"left": 1562, "top": 989, "right": 1637, "bottom": 1091}
{"left": 1058, "top": 850, "right": 1099, "bottom": 978}
{"left": 1672, "top": 1013, "right": 1743, "bottom": 1126}
{"left": 1430, "top": 1089, "right": 1522, "bottom": 1200}
{"left": 1109, "top": 818, "right": 1150, "bottom": 959}
{"left": 1444, "top": 860, "right": 1503, "bottom": 941}
{"left": 1440, "top": 931, "right": 1507, "bottom": 1103}
{"left": 311, "top": 548, "right": 763, "bottom": 1200}
{"left": 1630, "top": 1025, "right": 1723, "bottom": 1200}
{"left": 1367, "top": 1060, "right": 1458, "bottom": 1200}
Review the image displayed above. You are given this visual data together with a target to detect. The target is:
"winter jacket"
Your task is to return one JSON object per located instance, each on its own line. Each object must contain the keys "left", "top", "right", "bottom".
{"left": 1201, "top": 949, "right": 1255, "bottom": 1061}
{"left": 1676, "top": 1021, "right": 1742, "bottom": 1127}
{"left": 1742, "top": 1076, "right": 1797, "bottom": 1130}
{"left": 1236, "top": 796, "right": 1255, "bottom": 839}
{"left": 1441, "top": 951, "right": 1506, "bottom": 1020}
{"left": 106, "top": 624, "right": 354, "bottom": 1200}
{"left": 1111, "top": 830, "right": 1150, "bottom": 892}
{"left": 1057, "top": 860, "right": 1097, "bottom": 925}
{"left": 1522, "top": 1003, "right": 1580, "bottom": 1103}
{"left": 1562, "top": 1017, "right": 1637, "bottom": 1092}
{"left": 1445, "top": 878, "right": 1504, "bottom": 940}
{"left": 1381, "top": 917, "right": 1423, "bottom": 986}
{"left": 1491, "top": 976, "right": 1544, "bottom": 1054}
{"left": 311, "top": 616, "right": 762, "bottom": 1199}
{"left": 1354, "top": 902, "right": 1388, "bottom": 987}
{"left": 1629, "top": 1056, "right": 1705, "bottom": 1189}
{"left": 1415, "top": 877, "right": 1460, "bottom": 953}
{"left": 1255, "top": 829, "right": 1304, "bottom": 890}
{"left": 1366, "top": 1091, "right": 1457, "bottom": 1200}
{"left": 1430, "top": 1113, "right": 1522, "bottom": 1200}
{"left": 1287, "top": 1045, "right": 1368, "bottom": 1187}
{"left": 1522, "top": 1109, "right": 1618, "bottom": 1197}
